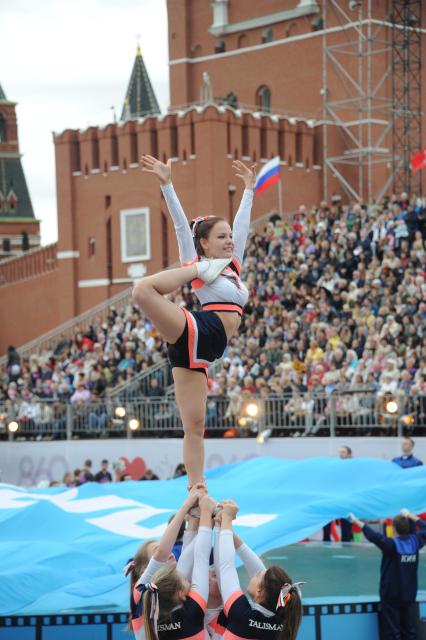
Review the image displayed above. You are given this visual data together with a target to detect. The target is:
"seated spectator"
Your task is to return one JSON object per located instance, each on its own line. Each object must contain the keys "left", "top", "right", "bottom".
{"left": 139, "top": 468, "right": 159, "bottom": 481}
{"left": 173, "top": 463, "right": 186, "bottom": 478}
{"left": 70, "top": 383, "right": 91, "bottom": 405}
{"left": 80, "top": 459, "right": 94, "bottom": 483}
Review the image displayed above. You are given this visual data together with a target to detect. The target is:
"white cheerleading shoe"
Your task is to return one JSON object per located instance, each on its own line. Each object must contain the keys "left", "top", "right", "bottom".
{"left": 197, "top": 258, "right": 232, "bottom": 284}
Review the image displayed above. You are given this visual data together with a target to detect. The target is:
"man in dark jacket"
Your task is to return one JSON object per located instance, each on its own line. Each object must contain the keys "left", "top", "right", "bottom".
{"left": 349, "top": 510, "right": 426, "bottom": 639}
{"left": 392, "top": 437, "right": 423, "bottom": 469}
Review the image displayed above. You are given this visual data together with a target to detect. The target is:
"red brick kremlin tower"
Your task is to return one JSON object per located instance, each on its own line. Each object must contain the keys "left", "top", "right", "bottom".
{"left": 0, "top": 83, "right": 40, "bottom": 261}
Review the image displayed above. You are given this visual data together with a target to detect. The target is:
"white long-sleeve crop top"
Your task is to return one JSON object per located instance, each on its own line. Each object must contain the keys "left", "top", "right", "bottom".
{"left": 161, "top": 183, "right": 254, "bottom": 316}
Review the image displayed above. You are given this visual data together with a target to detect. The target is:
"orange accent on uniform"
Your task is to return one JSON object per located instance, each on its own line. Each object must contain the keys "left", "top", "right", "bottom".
{"left": 231, "top": 257, "right": 241, "bottom": 274}
{"left": 224, "top": 589, "right": 244, "bottom": 617}
{"left": 181, "top": 257, "right": 199, "bottom": 267}
{"left": 132, "top": 616, "right": 145, "bottom": 631}
{"left": 191, "top": 277, "right": 205, "bottom": 289}
{"left": 188, "top": 590, "right": 207, "bottom": 613}
{"left": 184, "top": 631, "right": 206, "bottom": 640}
{"left": 202, "top": 303, "right": 243, "bottom": 315}
{"left": 209, "top": 616, "right": 226, "bottom": 636}
{"left": 182, "top": 308, "right": 207, "bottom": 371}
{"left": 133, "top": 585, "right": 141, "bottom": 604}
{"left": 223, "top": 630, "right": 247, "bottom": 640}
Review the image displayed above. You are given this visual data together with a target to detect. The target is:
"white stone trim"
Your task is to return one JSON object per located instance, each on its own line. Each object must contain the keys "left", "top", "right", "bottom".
{"left": 90, "top": 169, "right": 100, "bottom": 174}
{"left": 313, "top": 164, "right": 321, "bottom": 170}
{"left": 78, "top": 278, "right": 110, "bottom": 288}
{"left": 110, "top": 166, "right": 119, "bottom": 171}
{"left": 112, "top": 277, "right": 136, "bottom": 284}
{"left": 57, "top": 250, "right": 80, "bottom": 259}
{"left": 171, "top": 19, "right": 416, "bottom": 66}
{"left": 295, "top": 162, "right": 305, "bottom": 168}
{"left": 129, "top": 163, "right": 139, "bottom": 168}
{"left": 72, "top": 171, "right": 82, "bottom": 177}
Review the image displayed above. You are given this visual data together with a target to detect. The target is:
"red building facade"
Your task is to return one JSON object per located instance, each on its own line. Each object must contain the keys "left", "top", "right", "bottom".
{"left": 1, "top": 0, "right": 425, "bottom": 353}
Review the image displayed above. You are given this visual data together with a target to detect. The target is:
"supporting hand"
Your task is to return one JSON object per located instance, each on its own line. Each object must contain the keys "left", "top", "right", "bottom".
{"left": 141, "top": 154, "right": 172, "bottom": 185}
{"left": 221, "top": 499, "right": 239, "bottom": 520}
{"left": 184, "top": 483, "right": 206, "bottom": 511}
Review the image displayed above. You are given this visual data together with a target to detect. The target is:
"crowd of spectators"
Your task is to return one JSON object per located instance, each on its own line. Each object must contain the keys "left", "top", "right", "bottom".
{"left": 2, "top": 191, "right": 426, "bottom": 435}
{"left": 202, "top": 192, "right": 426, "bottom": 433}
{"left": 47, "top": 459, "right": 185, "bottom": 487}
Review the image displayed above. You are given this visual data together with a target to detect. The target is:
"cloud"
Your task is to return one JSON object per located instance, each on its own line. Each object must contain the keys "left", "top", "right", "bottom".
{"left": 0, "top": 0, "right": 169, "bottom": 244}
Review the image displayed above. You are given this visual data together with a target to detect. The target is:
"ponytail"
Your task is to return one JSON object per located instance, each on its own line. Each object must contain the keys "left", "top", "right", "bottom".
{"left": 260, "top": 566, "right": 303, "bottom": 640}
{"left": 142, "top": 566, "right": 183, "bottom": 639}
{"left": 276, "top": 587, "right": 302, "bottom": 640}
{"left": 142, "top": 587, "right": 160, "bottom": 640}
{"left": 126, "top": 539, "right": 156, "bottom": 629}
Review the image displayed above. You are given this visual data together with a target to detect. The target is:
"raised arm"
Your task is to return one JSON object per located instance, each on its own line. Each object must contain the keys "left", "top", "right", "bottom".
{"left": 401, "top": 509, "right": 426, "bottom": 547}
{"left": 190, "top": 495, "right": 215, "bottom": 604}
{"left": 348, "top": 513, "right": 395, "bottom": 554}
{"left": 218, "top": 500, "right": 242, "bottom": 609}
{"left": 234, "top": 532, "right": 266, "bottom": 578}
{"left": 176, "top": 516, "right": 198, "bottom": 579}
{"left": 153, "top": 485, "right": 204, "bottom": 562}
{"left": 141, "top": 154, "right": 197, "bottom": 265}
{"left": 231, "top": 161, "right": 256, "bottom": 266}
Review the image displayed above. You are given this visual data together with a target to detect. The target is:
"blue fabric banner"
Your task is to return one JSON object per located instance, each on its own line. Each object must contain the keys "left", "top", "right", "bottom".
{"left": 0, "top": 456, "right": 425, "bottom": 615}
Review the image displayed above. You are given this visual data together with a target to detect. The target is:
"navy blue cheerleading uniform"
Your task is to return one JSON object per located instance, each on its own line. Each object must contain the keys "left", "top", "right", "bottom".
{"left": 137, "top": 526, "right": 212, "bottom": 640}
{"left": 218, "top": 530, "right": 290, "bottom": 640}
{"left": 363, "top": 520, "right": 426, "bottom": 639}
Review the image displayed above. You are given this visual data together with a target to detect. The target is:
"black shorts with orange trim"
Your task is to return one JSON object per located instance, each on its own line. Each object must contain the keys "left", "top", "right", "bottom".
{"left": 167, "top": 309, "right": 227, "bottom": 376}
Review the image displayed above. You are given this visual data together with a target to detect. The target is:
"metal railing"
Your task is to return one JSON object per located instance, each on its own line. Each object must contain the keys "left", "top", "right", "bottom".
{"left": 1, "top": 391, "right": 423, "bottom": 441}
{"left": 109, "top": 359, "right": 173, "bottom": 401}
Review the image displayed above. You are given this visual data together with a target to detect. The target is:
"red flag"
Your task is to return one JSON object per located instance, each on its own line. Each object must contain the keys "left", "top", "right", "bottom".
{"left": 411, "top": 147, "right": 426, "bottom": 173}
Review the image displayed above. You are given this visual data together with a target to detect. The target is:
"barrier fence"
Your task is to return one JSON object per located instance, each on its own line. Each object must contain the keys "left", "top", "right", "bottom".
{"left": 0, "top": 390, "right": 423, "bottom": 441}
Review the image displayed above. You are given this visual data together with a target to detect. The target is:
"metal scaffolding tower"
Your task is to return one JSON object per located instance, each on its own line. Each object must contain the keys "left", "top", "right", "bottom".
{"left": 391, "top": 0, "right": 422, "bottom": 196}
{"left": 322, "top": 1, "right": 394, "bottom": 203}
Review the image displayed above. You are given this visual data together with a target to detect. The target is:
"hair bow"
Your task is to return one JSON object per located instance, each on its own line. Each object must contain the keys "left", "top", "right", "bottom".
{"left": 192, "top": 215, "right": 215, "bottom": 238}
{"left": 276, "top": 581, "right": 305, "bottom": 610}
{"left": 123, "top": 557, "right": 135, "bottom": 577}
{"left": 139, "top": 583, "right": 160, "bottom": 623}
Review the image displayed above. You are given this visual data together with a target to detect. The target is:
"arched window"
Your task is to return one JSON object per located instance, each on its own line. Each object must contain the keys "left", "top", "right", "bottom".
{"left": 0, "top": 113, "right": 6, "bottom": 143}
{"left": 256, "top": 86, "right": 271, "bottom": 113}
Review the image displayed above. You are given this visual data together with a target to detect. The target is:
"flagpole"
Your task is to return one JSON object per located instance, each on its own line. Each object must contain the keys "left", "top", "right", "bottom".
{"left": 277, "top": 176, "right": 283, "bottom": 217}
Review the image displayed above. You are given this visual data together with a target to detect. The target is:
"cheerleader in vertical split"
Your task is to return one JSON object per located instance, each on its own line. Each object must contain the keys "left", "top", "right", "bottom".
{"left": 217, "top": 500, "right": 304, "bottom": 640}
{"left": 133, "top": 156, "right": 256, "bottom": 489}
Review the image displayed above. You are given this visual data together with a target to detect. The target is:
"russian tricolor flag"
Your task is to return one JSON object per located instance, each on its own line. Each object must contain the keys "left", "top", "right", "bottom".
{"left": 254, "top": 156, "right": 281, "bottom": 194}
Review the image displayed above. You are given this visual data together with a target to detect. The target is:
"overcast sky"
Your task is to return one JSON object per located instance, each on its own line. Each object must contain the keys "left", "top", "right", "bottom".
{"left": 0, "top": 0, "right": 169, "bottom": 245}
